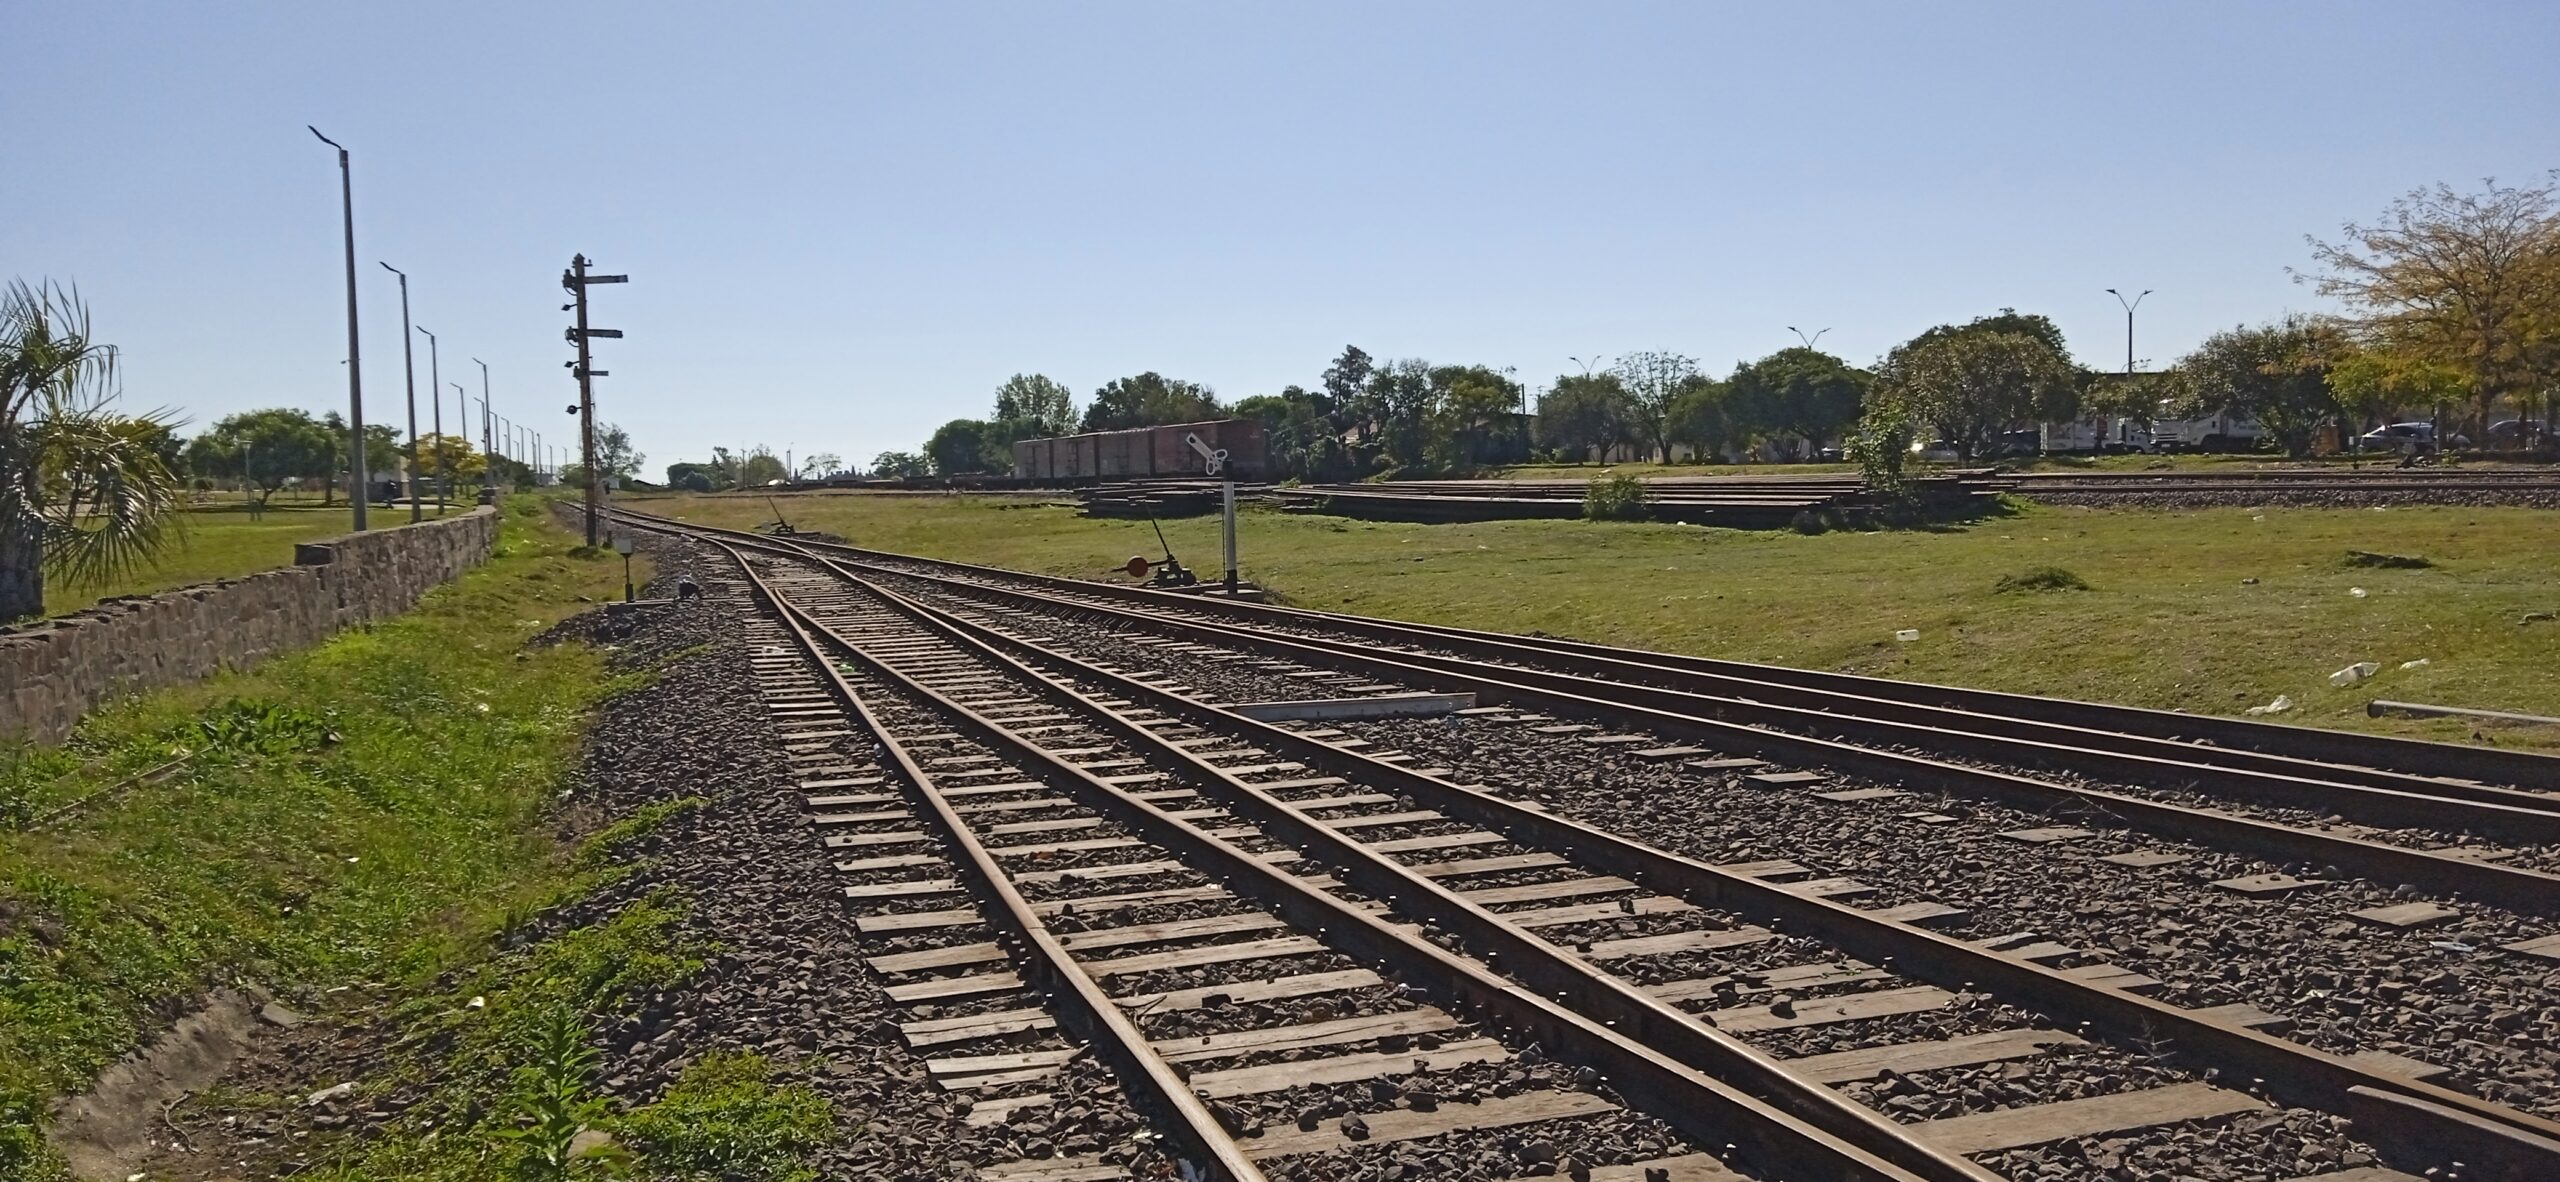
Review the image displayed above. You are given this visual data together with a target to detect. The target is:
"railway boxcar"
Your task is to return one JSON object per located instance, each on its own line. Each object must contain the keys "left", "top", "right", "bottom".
{"left": 1010, "top": 419, "right": 1269, "bottom": 482}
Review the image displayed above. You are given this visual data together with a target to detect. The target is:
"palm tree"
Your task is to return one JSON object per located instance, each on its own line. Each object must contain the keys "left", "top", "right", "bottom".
{"left": 1, "top": 280, "right": 185, "bottom": 621}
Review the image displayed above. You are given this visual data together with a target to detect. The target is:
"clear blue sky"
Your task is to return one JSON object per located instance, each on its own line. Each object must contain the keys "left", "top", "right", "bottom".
{"left": 8, "top": 1, "right": 2556, "bottom": 475}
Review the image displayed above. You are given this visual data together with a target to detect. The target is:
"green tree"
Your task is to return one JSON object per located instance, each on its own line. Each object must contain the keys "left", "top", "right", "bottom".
{"left": 1607, "top": 352, "right": 1701, "bottom": 463}
{"left": 1077, "top": 373, "right": 1220, "bottom": 431}
{"left": 2175, "top": 316, "right": 2348, "bottom": 459}
{"left": 1427, "top": 365, "right": 1526, "bottom": 469}
{"left": 1, "top": 281, "right": 186, "bottom": 620}
{"left": 1665, "top": 375, "right": 1735, "bottom": 461}
{"left": 591, "top": 421, "right": 644, "bottom": 481}
{"left": 1726, "top": 348, "right": 1869, "bottom": 458}
{"left": 2328, "top": 346, "right": 2471, "bottom": 453}
{"left": 740, "top": 447, "right": 787, "bottom": 485}
{"left": 1233, "top": 386, "right": 1346, "bottom": 480}
{"left": 924, "top": 419, "right": 998, "bottom": 475}
{"left": 189, "top": 408, "right": 339, "bottom": 507}
{"left": 871, "top": 450, "right": 931, "bottom": 478}
{"left": 1872, "top": 329, "right": 2079, "bottom": 461}
{"left": 992, "top": 374, "right": 1076, "bottom": 436}
{"left": 1536, "top": 373, "right": 1635, "bottom": 462}
{"left": 1362, "top": 359, "right": 1439, "bottom": 471}
{"left": 2303, "top": 174, "right": 2560, "bottom": 438}
{"left": 665, "top": 461, "right": 720, "bottom": 492}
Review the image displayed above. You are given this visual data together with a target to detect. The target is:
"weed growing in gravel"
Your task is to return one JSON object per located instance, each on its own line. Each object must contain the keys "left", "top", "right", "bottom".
{"left": 1582, "top": 473, "right": 1649, "bottom": 521}
{"left": 618, "top": 1051, "right": 836, "bottom": 1182}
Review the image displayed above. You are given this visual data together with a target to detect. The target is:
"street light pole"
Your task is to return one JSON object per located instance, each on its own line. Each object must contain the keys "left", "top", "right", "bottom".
{"left": 416, "top": 327, "right": 440, "bottom": 515}
{"left": 1787, "top": 326, "right": 1833, "bottom": 351}
{"left": 2104, "top": 289, "right": 2151, "bottom": 378}
{"left": 1568, "top": 355, "right": 1607, "bottom": 377}
{"left": 309, "top": 126, "right": 368, "bottom": 530}
{"left": 472, "top": 359, "right": 493, "bottom": 488}
{"left": 382, "top": 265, "right": 422, "bottom": 521}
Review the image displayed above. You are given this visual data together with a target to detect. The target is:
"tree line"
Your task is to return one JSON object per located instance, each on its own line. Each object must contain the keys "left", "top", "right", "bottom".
{"left": 837, "top": 174, "right": 2560, "bottom": 480}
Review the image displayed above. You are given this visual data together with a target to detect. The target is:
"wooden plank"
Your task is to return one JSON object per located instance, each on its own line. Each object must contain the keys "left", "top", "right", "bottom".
{"left": 1462, "top": 876, "right": 1636, "bottom": 907}
{"left": 1184, "top": 1039, "right": 1508, "bottom": 1099}
{"left": 1586, "top": 1155, "right": 1750, "bottom": 1181}
{"left": 1784, "top": 1028, "right": 2084, "bottom": 1085}
{"left": 1911, "top": 1082, "right": 2266, "bottom": 1154}
{"left": 1998, "top": 827, "right": 2095, "bottom": 844}
{"left": 1057, "top": 912, "right": 1287, "bottom": 953}
{"left": 834, "top": 853, "right": 942, "bottom": 872}
{"left": 1631, "top": 746, "right": 1712, "bottom": 761}
{"left": 1647, "top": 961, "right": 1886, "bottom": 1004}
{"left": 1153, "top": 1009, "right": 1459, "bottom": 1064}
{"left": 1243, "top": 1089, "right": 1618, "bottom": 1160}
{"left": 855, "top": 908, "right": 980, "bottom": 934}
{"left": 1412, "top": 852, "right": 1570, "bottom": 878}
{"left": 1814, "top": 788, "right": 1907, "bottom": 802}
{"left": 1115, "top": 969, "right": 1385, "bottom": 1014}
{"left": 903, "top": 1007, "right": 1055, "bottom": 1048}
{"left": 883, "top": 971, "right": 1022, "bottom": 1004}
{"left": 1862, "top": 901, "right": 1970, "bottom": 927}
{"left": 1507, "top": 896, "right": 1695, "bottom": 929}
{"left": 2212, "top": 873, "right": 2331, "bottom": 895}
{"left": 1367, "top": 831, "right": 1508, "bottom": 854}
{"left": 1028, "top": 885, "right": 1229, "bottom": 916}
{"left": 2275, "top": 1168, "right": 2423, "bottom": 1182}
{"left": 1707, "top": 985, "right": 1954, "bottom": 1033}
{"left": 2345, "top": 1048, "right": 2451, "bottom": 1082}
{"left": 1581, "top": 926, "right": 1774, "bottom": 960}
{"left": 1745, "top": 771, "right": 1826, "bottom": 786}
{"left": 1713, "top": 859, "right": 1812, "bottom": 880}
{"left": 2102, "top": 850, "right": 2189, "bottom": 868}
{"left": 2349, "top": 902, "right": 2460, "bottom": 928}
{"left": 2058, "top": 963, "right": 2166, "bottom": 993}
{"left": 841, "top": 878, "right": 960, "bottom": 900}
{"left": 928, "top": 1046, "right": 1080, "bottom": 1080}
{"left": 1082, "top": 935, "right": 1330, "bottom": 978}
{"left": 2501, "top": 933, "right": 2560, "bottom": 961}
{"left": 1778, "top": 876, "right": 1876, "bottom": 899}
{"left": 868, "top": 942, "right": 1006, "bottom": 974}
{"left": 824, "top": 830, "right": 929, "bottom": 849}
{"left": 976, "top": 1157, "right": 1126, "bottom": 1181}
{"left": 2186, "top": 1002, "right": 2293, "bottom": 1032}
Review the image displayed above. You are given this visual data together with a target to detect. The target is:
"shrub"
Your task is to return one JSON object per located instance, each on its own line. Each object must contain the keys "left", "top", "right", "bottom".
{"left": 1583, "top": 474, "right": 1649, "bottom": 521}
{"left": 1994, "top": 566, "right": 2091, "bottom": 594}
{"left": 618, "top": 1052, "right": 836, "bottom": 1182}
{"left": 2344, "top": 550, "right": 2431, "bottom": 569}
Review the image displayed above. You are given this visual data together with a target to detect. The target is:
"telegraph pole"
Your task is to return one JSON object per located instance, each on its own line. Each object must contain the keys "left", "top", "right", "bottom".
{"left": 309, "top": 126, "right": 368, "bottom": 530}
{"left": 563, "top": 254, "right": 627, "bottom": 546}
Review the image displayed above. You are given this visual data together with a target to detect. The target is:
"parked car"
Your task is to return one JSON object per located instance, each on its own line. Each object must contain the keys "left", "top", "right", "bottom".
{"left": 2358, "top": 422, "right": 2467, "bottom": 453}
{"left": 2487, "top": 419, "right": 2544, "bottom": 445}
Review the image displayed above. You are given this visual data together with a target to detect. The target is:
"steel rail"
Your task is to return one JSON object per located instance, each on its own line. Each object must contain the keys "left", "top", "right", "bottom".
{"left": 614, "top": 510, "right": 2560, "bottom": 917}
{"left": 820, "top": 548, "right": 2560, "bottom": 1181}
{"left": 826, "top": 564, "right": 2002, "bottom": 1182}
{"left": 607, "top": 504, "right": 2560, "bottom": 795}
{"left": 799, "top": 540, "right": 2560, "bottom": 918}
{"left": 729, "top": 551, "right": 1942, "bottom": 1182}
{"left": 712, "top": 540, "right": 1269, "bottom": 1182}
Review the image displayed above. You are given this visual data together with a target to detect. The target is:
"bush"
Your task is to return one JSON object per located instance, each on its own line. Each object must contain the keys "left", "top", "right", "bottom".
{"left": 1994, "top": 566, "right": 2091, "bottom": 594}
{"left": 1583, "top": 474, "right": 1649, "bottom": 521}
{"left": 617, "top": 1052, "right": 836, "bottom": 1182}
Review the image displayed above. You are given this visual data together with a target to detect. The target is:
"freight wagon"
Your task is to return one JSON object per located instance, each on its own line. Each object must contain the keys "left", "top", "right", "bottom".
{"left": 1010, "top": 419, "right": 1268, "bottom": 483}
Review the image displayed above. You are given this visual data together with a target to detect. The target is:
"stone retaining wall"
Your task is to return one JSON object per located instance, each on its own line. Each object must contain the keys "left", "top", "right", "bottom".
{"left": 0, "top": 506, "right": 502, "bottom": 745}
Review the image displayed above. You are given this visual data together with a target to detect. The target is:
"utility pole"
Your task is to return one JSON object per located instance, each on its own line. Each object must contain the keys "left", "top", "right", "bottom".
{"left": 309, "top": 126, "right": 368, "bottom": 530}
{"left": 563, "top": 254, "right": 627, "bottom": 546}
{"left": 472, "top": 359, "right": 493, "bottom": 496}
{"left": 1787, "top": 326, "right": 1832, "bottom": 351}
{"left": 381, "top": 264, "right": 422, "bottom": 521}
{"left": 450, "top": 383, "right": 467, "bottom": 494}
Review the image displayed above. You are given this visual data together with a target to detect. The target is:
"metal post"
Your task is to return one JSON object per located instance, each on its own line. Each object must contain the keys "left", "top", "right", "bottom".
{"left": 1221, "top": 479, "right": 1238, "bottom": 596}
{"left": 310, "top": 126, "right": 367, "bottom": 530}
{"left": 571, "top": 255, "right": 601, "bottom": 545}
{"left": 381, "top": 264, "right": 421, "bottom": 521}
{"left": 450, "top": 382, "right": 467, "bottom": 494}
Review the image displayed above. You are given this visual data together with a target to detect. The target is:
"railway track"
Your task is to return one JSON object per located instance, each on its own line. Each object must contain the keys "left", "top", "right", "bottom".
{"left": 635, "top": 511, "right": 2560, "bottom": 1181}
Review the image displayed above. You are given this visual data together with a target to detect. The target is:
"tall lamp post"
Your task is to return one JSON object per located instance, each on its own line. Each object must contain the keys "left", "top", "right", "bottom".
{"left": 1787, "top": 326, "right": 1832, "bottom": 351}
{"left": 1568, "top": 354, "right": 1607, "bottom": 377}
{"left": 416, "top": 326, "right": 442, "bottom": 514}
{"left": 309, "top": 126, "right": 368, "bottom": 530}
{"left": 472, "top": 359, "right": 493, "bottom": 490}
{"left": 380, "top": 263, "right": 422, "bottom": 521}
{"left": 2104, "top": 289, "right": 2152, "bottom": 455}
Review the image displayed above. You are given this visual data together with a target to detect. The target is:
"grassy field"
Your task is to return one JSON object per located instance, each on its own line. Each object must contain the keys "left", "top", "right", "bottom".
{"left": 0, "top": 499, "right": 659, "bottom": 1178}
{"left": 40, "top": 497, "right": 467, "bottom": 617}
{"left": 631, "top": 488, "right": 2560, "bottom": 749}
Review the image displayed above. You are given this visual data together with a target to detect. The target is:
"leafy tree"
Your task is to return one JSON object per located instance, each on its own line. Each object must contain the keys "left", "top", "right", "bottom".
{"left": 1607, "top": 352, "right": 1700, "bottom": 463}
{"left": 1, "top": 281, "right": 185, "bottom": 619}
{"left": 1907, "top": 308, "right": 2072, "bottom": 360}
{"left": 925, "top": 419, "right": 1000, "bottom": 475}
{"left": 2328, "top": 346, "right": 2471, "bottom": 450}
{"left": 1536, "top": 373, "right": 1635, "bottom": 462}
{"left": 190, "top": 408, "right": 339, "bottom": 507}
{"left": 1428, "top": 365, "right": 1526, "bottom": 469}
{"left": 871, "top": 450, "right": 931, "bottom": 478}
{"left": 991, "top": 374, "right": 1076, "bottom": 436}
{"left": 1872, "top": 329, "right": 2079, "bottom": 461}
{"left": 2303, "top": 174, "right": 2560, "bottom": 437}
{"left": 592, "top": 421, "right": 644, "bottom": 481}
{"left": 419, "top": 433, "right": 485, "bottom": 483}
{"left": 2174, "top": 316, "right": 2348, "bottom": 459}
{"left": 798, "top": 452, "right": 843, "bottom": 479}
{"left": 1726, "top": 348, "right": 1869, "bottom": 457}
{"left": 1665, "top": 375, "right": 1735, "bottom": 460}
{"left": 1321, "top": 344, "right": 1378, "bottom": 443}
{"left": 740, "top": 447, "right": 787, "bottom": 485}
{"left": 1233, "top": 386, "right": 1347, "bottom": 481}
{"left": 1078, "top": 373, "right": 1220, "bottom": 431}
{"left": 319, "top": 412, "right": 404, "bottom": 500}
{"left": 1355, "top": 359, "right": 1439, "bottom": 471}
{"left": 665, "top": 462, "right": 718, "bottom": 493}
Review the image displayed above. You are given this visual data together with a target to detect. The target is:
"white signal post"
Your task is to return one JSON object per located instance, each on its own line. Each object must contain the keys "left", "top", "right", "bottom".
{"left": 1186, "top": 433, "right": 1238, "bottom": 596}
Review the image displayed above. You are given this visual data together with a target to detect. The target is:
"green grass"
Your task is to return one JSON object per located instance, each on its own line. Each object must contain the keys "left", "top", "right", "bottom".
{"left": 0, "top": 497, "right": 643, "bottom": 1178}
{"left": 41, "top": 499, "right": 414, "bottom": 617}
{"left": 631, "top": 489, "right": 2560, "bottom": 750}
